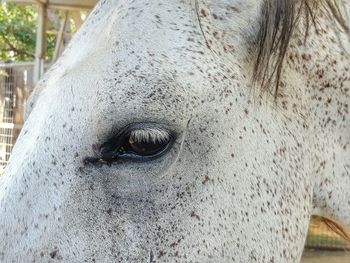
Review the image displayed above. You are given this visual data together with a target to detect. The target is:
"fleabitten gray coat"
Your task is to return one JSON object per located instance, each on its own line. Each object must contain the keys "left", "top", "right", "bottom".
{"left": 0, "top": 0, "right": 349, "bottom": 262}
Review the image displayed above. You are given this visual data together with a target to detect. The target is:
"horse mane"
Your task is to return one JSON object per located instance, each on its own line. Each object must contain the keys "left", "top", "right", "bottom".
{"left": 253, "top": 0, "right": 349, "bottom": 97}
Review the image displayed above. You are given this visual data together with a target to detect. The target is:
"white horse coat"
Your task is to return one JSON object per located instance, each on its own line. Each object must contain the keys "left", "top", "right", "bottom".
{"left": 0, "top": 0, "right": 349, "bottom": 262}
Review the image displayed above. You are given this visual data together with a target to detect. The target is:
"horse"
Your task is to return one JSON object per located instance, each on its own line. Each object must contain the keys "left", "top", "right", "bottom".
{"left": 0, "top": 0, "right": 349, "bottom": 262}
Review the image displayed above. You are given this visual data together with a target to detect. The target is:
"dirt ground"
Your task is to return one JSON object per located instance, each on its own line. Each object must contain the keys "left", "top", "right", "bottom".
{"left": 301, "top": 250, "right": 350, "bottom": 263}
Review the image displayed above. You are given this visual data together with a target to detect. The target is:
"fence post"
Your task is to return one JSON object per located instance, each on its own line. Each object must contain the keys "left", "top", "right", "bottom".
{"left": 33, "top": 2, "right": 47, "bottom": 85}
{"left": 53, "top": 11, "right": 69, "bottom": 62}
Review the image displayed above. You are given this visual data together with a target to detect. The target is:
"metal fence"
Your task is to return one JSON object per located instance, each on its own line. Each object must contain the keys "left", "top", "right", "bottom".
{"left": 0, "top": 62, "right": 34, "bottom": 173}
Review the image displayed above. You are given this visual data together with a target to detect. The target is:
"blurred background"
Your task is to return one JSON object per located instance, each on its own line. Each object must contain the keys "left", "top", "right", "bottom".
{"left": 0, "top": 1, "right": 349, "bottom": 262}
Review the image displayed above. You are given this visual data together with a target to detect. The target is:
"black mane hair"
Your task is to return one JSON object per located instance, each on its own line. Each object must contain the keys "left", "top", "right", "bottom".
{"left": 253, "top": 0, "right": 349, "bottom": 97}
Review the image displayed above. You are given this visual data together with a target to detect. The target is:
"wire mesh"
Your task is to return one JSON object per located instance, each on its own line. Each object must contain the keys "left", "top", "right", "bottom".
{"left": 0, "top": 63, "right": 33, "bottom": 172}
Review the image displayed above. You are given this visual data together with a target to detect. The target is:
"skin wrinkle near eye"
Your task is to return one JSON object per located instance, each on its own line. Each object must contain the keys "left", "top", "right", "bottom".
{"left": 130, "top": 127, "right": 171, "bottom": 143}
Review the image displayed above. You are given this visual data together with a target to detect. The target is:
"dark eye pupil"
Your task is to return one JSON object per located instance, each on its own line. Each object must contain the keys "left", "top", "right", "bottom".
{"left": 126, "top": 137, "right": 168, "bottom": 156}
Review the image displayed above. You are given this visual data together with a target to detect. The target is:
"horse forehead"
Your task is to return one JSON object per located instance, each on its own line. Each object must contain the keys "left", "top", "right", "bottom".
{"left": 44, "top": 0, "right": 260, "bottom": 120}
{"left": 86, "top": 0, "right": 198, "bottom": 48}
{"left": 67, "top": 0, "right": 257, "bottom": 69}
{"left": 61, "top": 3, "right": 198, "bottom": 85}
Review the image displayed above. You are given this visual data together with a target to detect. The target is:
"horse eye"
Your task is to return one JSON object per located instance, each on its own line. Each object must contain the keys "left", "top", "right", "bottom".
{"left": 123, "top": 134, "right": 170, "bottom": 157}
{"left": 95, "top": 126, "right": 173, "bottom": 164}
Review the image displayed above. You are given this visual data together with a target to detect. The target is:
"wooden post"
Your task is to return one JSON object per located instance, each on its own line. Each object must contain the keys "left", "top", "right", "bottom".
{"left": 53, "top": 11, "right": 68, "bottom": 62}
{"left": 33, "top": 2, "right": 47, "bottom": 85}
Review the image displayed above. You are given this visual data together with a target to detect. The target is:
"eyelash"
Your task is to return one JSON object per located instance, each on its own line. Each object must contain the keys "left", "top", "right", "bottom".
{"left": 129, "top": 128, "right": 171, "bottom": 143}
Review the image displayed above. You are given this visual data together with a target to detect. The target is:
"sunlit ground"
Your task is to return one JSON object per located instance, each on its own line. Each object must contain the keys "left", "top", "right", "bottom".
{"left": 301, "top": 250, "right": 350, "bottom": 263}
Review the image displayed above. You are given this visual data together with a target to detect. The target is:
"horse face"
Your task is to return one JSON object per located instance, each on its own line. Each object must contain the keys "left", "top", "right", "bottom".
{"left": 1, "top": 0, "right": 349, "bottom": 262}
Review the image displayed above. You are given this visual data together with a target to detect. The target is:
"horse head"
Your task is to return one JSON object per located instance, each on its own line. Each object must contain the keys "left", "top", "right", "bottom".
{"left": 0, "top": 0, "right": 349, "bottom": 262}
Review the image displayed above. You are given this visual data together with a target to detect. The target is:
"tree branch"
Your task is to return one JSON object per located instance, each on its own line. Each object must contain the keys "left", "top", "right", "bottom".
{"left": 0, "top": 32, "right": 35, "bottom": 59}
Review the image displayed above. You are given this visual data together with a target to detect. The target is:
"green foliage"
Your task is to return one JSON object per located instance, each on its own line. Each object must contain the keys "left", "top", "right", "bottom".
{"left": 0, "top": 3, "right": 36, "bottom": 61}
{"left": 0, "top": 3, "right": 55, "bottom": 62}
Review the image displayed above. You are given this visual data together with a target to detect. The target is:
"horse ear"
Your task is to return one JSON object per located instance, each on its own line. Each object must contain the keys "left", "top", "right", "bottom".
{"left": 312, "top": 152, "right": 350, "bottom": 230}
